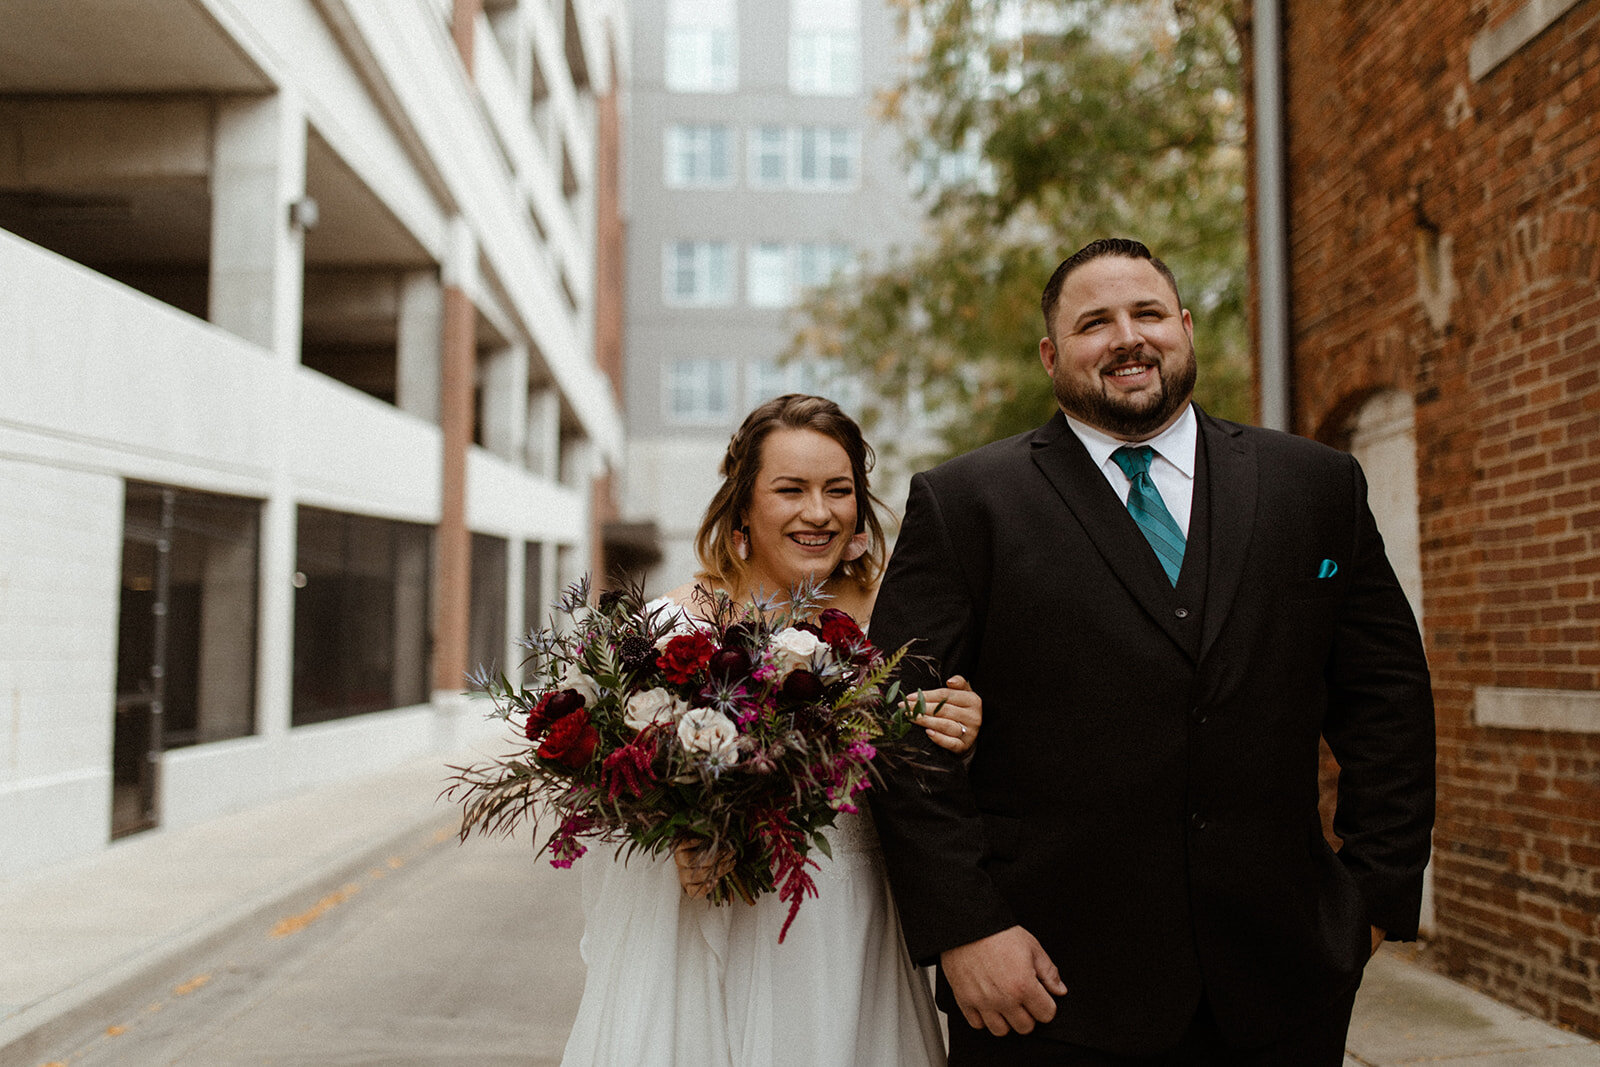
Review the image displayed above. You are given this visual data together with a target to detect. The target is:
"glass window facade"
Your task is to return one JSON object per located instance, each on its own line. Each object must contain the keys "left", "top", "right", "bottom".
{"left": 468, "top": 532, "right": 509, "bottom": 678}
{"left": 665, "top": 358, "right": 736, "bottom": 424}
{"left": 664, "top": 124, "right": 733, "bottom": 186}
{"left": 665, "top": 0, "right": 737, "bottom": 92}
{"left": 790, "top": 0, "right": 860, "bottom": 95}
{"left": 291, "top": 507, "right": 432, "bottom": 726}
{"left": 663, "top": 240, "right": 734, "bottom": 305}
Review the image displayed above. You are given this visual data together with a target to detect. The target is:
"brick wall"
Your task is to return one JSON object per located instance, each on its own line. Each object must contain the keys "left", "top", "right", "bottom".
{"left": 1272, "top": 0, "right": 1600, "bottom": 1037}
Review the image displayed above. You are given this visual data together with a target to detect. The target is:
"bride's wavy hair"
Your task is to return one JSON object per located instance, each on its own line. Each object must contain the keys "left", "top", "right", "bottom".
{"left": 695, "top": 394, "right": 889, "bottom": 597}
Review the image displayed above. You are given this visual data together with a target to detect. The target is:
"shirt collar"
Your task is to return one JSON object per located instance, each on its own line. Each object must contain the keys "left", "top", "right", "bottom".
{"left": 1063, "top": 403, "right": 1198, "bottom": 478}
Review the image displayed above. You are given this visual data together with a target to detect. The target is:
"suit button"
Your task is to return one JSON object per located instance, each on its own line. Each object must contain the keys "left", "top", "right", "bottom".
{"left": 1190, "top": 707, "right": 1207, "bottom": 725}
{"left": 1174, "top": 607, "right": 1190, "bottom": 619}
{"left": 1190, "top": 812, "right": 1207, "bottom": 830}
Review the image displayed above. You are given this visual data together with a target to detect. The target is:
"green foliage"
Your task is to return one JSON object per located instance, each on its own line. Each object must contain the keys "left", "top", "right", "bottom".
{"left": 789, "top": 0, "right": 1251, "bottom": 467}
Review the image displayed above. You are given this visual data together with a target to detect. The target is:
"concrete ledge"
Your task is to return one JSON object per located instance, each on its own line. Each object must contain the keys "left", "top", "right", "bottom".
{"left": 1470, "top": 0, "right": 1583, "bottom": 81}
{"left": 1475, "top": 686, "right": 1600, "bottom": 734}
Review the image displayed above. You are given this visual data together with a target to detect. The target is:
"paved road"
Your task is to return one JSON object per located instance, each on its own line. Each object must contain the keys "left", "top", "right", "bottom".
{"left": 40, "top": 829, "right": 585, "bottom": 1066}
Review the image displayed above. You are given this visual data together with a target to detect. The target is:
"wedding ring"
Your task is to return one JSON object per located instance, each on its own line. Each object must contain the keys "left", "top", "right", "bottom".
{"left": 960, "top": 724, "right": 967, "bottom": 736}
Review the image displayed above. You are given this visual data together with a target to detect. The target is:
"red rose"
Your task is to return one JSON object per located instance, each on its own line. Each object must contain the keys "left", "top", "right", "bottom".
{"left": 538, "top": 709, "right": 600, "bottom": 769}
{"left": 817, "top": 609, "right": 865, "bottom": 651}
{"left": 525, "top": 688, "right": 585, "bottom": 740}
{"left": 657, "top": 632, "right": 718, "bottom": 684}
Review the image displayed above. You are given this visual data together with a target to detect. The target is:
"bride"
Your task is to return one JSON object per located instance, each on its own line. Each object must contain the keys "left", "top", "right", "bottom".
{"left": 561, "top": 394, "right": 981, "bottom": 1066}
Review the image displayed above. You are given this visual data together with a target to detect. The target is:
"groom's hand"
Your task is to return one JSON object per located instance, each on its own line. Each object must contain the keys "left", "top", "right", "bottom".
{"left": 941, "top": 925, "right": 1068, "bottom": 1036}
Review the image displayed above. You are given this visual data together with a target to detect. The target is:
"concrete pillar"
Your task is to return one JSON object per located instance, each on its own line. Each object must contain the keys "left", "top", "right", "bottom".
{"left": 480, "top": 343, "right": 529, "bottom": 462}
{"left": 208, "top": 91, "right": 307, "bottom": 741}
{"left": 432, "top": 224, "right": 478, "bottom": 698}
{"left": 397, "top": 269, "right": 444, "bottom": 425}
{"left": 208, "top": 93, "right": 306, "bottom": 358}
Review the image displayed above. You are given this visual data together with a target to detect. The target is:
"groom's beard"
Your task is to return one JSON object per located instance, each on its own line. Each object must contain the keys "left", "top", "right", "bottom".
{"left": 1051, "top": 341, "right": 1199, "bottom": 440}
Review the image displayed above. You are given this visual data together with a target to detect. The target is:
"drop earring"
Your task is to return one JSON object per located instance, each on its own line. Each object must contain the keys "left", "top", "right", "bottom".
{"left": 842, "top": 531, "right": 869, "bottom": 562}
{"left": 733, "top": 526, "right": 750, "bottom": 561}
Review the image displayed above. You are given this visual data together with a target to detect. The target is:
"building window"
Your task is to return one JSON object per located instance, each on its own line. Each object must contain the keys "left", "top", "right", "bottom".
{"left": 114, "top": 482, "right": 261, "bottom": 835}
{"left": 791, "top": 0, "right": 861, "bottom": 96}
{"left": 665, "top": 124, "right": 734, "bottom": 187}
{"left": 795, "top": 241, "right": 854, "bottom": 290}
{"left": 746, "top": 242, "right": 853, "bottom": 308}
{"left": 749, "top": 126, "right": 789, "bottom": 188}
{"left": 664, "top": 240, "right": 734, "bottom": 306}
{"left": 291, "top": 507, "right": 432, "bottom": 727}
{"left": 665, "top": 358, "right": 736, "bottom": 425}
{"left": 746, "top": 359, "right": 857, "bottom": 411}
{"left": 748, "top": 127, "right": 859, "bottom": 191}
{"left": 796, "top": 127, "right": 859, "bottom": 189}
{"left": 469, "top": 533, "right": 508, "bottom": 677}
{"left": 747, "top": 242, "right": 791, "bottom": 307}
{"left": 665, "top": 0, "right": 737, "bottom": 92}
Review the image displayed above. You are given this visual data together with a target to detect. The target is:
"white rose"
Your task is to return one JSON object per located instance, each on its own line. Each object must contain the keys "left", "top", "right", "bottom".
{"left": 769, "top": 627, "right": 826, "bottom": 677}
{"left": 559, "top": 661, "right": 600, "bottom": 704}
{"left": 677, "top": 707, "right": 740, "bottom": 766}
{"left": 625, "top": 687, "right": 686, "bottom": 732}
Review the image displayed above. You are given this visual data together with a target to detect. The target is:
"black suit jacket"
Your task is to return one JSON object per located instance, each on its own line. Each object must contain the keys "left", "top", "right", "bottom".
{"left": 868, "top": 408, "right": 1435, "bottom": 1054}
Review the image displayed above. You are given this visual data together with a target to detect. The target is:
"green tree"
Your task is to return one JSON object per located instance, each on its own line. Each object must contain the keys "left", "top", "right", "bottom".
{"left": 790, "top": 0, "right": 1250, "bottom": 467}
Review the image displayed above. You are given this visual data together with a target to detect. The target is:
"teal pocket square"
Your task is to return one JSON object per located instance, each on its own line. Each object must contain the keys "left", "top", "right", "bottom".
{"left": 1317, "top": 559, "right": 1339, "bottom": 579}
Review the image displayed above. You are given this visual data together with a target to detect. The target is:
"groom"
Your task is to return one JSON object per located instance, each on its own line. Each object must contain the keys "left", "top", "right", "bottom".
{"left": 869, "top": 238, "right": 1435, "bottom": 1064}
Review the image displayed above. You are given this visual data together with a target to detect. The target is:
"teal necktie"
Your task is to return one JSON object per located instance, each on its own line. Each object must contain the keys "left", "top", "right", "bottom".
{"left": 1111, "top": 446, "right": 1186, "bottom": 586}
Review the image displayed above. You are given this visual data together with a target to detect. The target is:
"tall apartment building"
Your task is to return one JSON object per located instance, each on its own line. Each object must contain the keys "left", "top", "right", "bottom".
{"left": 620, "top": 0, "right": 922, "bottom": 591}
{"left": 0, "top": 0, "right": 627, "bottom": 877}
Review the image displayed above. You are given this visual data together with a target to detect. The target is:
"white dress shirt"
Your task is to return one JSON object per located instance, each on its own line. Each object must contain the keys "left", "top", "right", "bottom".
{"left": 1063, "top": 404, "right": 1198, "bottom": 537}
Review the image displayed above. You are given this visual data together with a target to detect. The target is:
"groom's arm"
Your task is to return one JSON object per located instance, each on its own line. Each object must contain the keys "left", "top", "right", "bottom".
{"left": 868, "top": 471, "right": 1017, "bottom": 962}
{"left": 1320, "top": 456, "right": 1436, "bottom": 942}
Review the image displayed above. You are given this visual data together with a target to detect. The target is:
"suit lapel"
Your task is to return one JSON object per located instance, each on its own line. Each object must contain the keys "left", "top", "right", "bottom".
{"left": 1029, "top": 413, "right": 1194, "bottom": 655}
{"left": 1197, "top": 411, "right": 1256, "bottom": 662}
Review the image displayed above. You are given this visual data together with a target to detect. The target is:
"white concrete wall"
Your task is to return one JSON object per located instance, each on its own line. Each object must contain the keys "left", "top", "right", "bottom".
{"left": 0, "top": 460, "right": 123, "bottom": 877}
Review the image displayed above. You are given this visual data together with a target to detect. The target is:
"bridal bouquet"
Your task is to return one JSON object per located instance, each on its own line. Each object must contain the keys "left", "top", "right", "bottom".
{"left": 446, "top": 577, "right": 923, "bottom": 940}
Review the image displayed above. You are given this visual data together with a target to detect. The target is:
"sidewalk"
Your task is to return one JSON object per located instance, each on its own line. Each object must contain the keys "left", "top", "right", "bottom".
{"left": 2, "top": 756, "right": 1596, "bottom": 1066}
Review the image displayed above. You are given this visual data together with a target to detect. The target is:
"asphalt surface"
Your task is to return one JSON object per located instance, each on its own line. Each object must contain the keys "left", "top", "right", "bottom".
{"left": 2, "top": 756, "right": 1595, "bottom": 1066}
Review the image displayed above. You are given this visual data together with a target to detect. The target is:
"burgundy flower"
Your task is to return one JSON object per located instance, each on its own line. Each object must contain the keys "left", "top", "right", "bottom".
{"left": 657, "top": 631, "right": 718, "bottom": 684}
{"left": 525, "top": 688, "right": 586, "bottom": 740}
{"left": 538, "top": 709, "right": 600, "bottom": 769}
{"left": 602, "top": 731, "right": 660, "bottom": 801}
{"left": 782, "top": 669, "right": 825, "bottom": 703}
{"left": 708, "top": 646, "right": 752, "bottom": 681}
{"left": 817, "top": 608, "right": 866, "bottom": 652}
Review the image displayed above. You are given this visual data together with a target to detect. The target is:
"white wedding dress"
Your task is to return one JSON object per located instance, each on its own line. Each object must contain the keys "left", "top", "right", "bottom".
{"left": 560, "top": 600, "right": 944, "bottom": 1066}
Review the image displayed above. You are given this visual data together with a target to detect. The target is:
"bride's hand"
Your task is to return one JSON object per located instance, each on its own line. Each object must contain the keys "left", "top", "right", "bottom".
{"left": 673, "top": 837, "right": 736, "bottom": 899}
{"left": 909, "top": 675, "right": 981, "bottom": 756}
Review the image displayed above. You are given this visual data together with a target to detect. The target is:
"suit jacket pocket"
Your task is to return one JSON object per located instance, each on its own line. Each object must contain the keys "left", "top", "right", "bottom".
{"left": 1285, "top": 576, "right": 1342, "bottom": 602}
{"left": 980, "top": 812, "right": 1023, "bottom": 865}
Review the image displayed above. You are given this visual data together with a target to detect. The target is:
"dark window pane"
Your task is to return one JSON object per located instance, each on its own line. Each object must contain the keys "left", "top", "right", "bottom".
{"left": 292, "top": 507, "right": 433, "bottom": 726}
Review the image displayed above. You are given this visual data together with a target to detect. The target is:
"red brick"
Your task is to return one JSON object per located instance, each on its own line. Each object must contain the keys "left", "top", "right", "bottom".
{"left": 1272, "top": 0, "right": 1600, "bottom": 1038}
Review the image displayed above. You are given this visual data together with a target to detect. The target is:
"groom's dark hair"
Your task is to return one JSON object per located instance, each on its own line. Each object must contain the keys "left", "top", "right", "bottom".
{"left": 1041, "top": 238, "right": 1183, "bottom": 344}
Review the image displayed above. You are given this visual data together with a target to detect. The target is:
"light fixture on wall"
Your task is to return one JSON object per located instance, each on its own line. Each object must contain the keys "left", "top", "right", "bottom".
{"left": 288, "top": 196, "right": 320, "bottom": 232}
